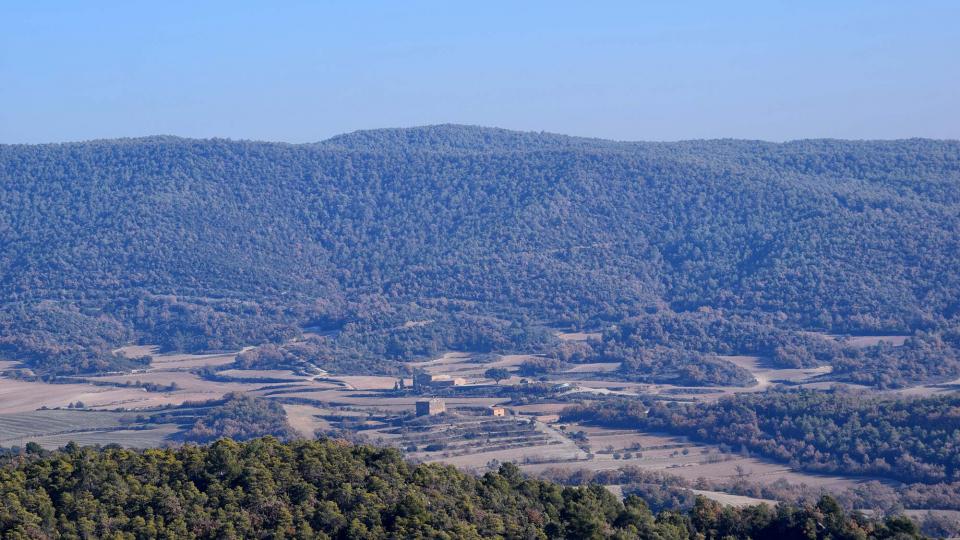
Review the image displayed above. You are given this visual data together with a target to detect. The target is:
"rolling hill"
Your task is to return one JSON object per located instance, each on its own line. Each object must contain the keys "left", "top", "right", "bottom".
{"left": 1, "top": 126, "right": 958, "bottom": 382}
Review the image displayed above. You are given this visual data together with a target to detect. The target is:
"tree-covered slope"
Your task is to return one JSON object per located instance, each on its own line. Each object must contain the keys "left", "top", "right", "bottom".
{"left": 0, "top": 437, "right": 927, "bottom": 539}
{"left": 1, "top": 126, "right": 958, "bottom": 375}
{"left": 561, "top": 390, "right": 960, "bottom": 485}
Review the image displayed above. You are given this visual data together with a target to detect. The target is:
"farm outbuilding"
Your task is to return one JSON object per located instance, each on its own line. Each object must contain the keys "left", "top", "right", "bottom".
{"left": 415, "top": 398, "right": 446, "bottom": 416}
{"left": 414, "top": 373, "right": 466, "bottom": 389}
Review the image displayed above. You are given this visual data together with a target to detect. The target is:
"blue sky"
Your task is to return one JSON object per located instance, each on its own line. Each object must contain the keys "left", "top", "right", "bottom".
{"left": 2, "top": 1, "right": 958, "bottom": 143}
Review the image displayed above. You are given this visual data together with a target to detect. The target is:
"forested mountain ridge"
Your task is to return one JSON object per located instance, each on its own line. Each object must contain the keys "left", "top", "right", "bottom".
{"left": 1, "top": 126, "right": 958, "bottom": 378}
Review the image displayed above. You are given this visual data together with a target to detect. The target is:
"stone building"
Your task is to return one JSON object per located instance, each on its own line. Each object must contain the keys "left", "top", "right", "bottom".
{"left": 415, "top": 398, "right": 446, "bottom": 416}
{"left": 413, "top": 373, "right": 466, "bottom": 390}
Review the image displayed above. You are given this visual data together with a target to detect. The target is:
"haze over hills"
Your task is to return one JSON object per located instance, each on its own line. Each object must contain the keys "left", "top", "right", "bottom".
{"left": 0, "top": 125, "right": 959, "bottom": 384}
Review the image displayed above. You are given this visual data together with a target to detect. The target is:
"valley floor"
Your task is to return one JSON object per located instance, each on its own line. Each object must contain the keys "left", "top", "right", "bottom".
{"left": 0, "top": 337, "right": 955, "bottom": 518}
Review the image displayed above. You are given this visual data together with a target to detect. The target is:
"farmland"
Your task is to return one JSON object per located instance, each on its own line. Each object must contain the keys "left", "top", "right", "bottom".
{"left": 0, "top": 409, "right": 178, "bottom": 449}
{"left": 1, "top": 335, "right": 956, "bottom": 520}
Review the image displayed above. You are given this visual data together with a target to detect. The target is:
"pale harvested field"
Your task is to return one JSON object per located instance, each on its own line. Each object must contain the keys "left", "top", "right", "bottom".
{"left": 564, "top": 362, "right": 620, "bottom": 374}
{"left": 23, "top": 425, "right": 181, "bottom": 449}
{"left": 889, "top": 378, "right": 960, "bottom": 397}
{"left": 522, "top": 449, "right": 868, "bottom": 492}
{"left": 560, "top": 356, "right": 836, "bottom": 403}
{"left": 487, "top": 354, "right": 538, "bottom": 368}
{"left": 558, "top": 378, "right": 685, "bottom": 397}
{"left": 591, "top": 445, "right": 706, "bottom": 469}
{"left": 663, "top": 457, "right": 871, "bottom": 491}
{"left": 691, "top": 489, "right": 777, "bottom": 507}
{"left": 275, "top": 388, "right": 504, "bottom": 410}
{"left": 149, "top": 352, "right": 239, "bottom": 371}
{"left": 574, "top": 427, "right": 696, "bottom": 448}
{"left": 520, "top": 426, "right": 870, "bottom": 492}
{"left": 257, "top": 388, "right": 346, "bottom": 402}
{"left": 0, "top": 377, "right": 142, "bottom": 413}
{"left": 511, "top": 403, "right": 571, "bottom": 416}
{"left": 402, "top": 320, "right": 434, "bottom": 328}
{"left": 114, "top": 345, "right": 159, "bottom": 358}
{"left": 329, "top": 375, "right": 400, "bottom": 390}
{"left": 437, "top": 443, "right": 583, "bottom": 470}
{"left": 721, "top": 355, "right": 832, "bottom": 391}
{"left": 901, "top": 509, "right": 960, "bottom": 521}
{"left": 319, "top": 408, "right": 374, "bottom": 419}
{"left": 424, "top": 421, "right": 587, "bottom": 469}
{"left": 0, "top": 410, "right": 132, "bottom": 443}
{"left": 430, "top": 365, "right": 488, "bottom": 378}
{"left": 561, "top": 385, "right": 640, "bottom": 398}
{"left": 216, "top": 369, "right": 303, "bottom": 380}
{"left": 89, "top": 371, "right": 262, "bottom": 394}
{"left": 556, "top": 331, "right": 602, "bottom": 342}
{"left": 511, "top": 402, "right": 570, "bottom": 422}
{"left": 811, "top": 333, "right": 909, "bottom": 349}
{"left": 86, "top": 390, "right": 249, "bottom": 410}
{"left": 261, "top": 381, "right": 343, "bottom": 394}
{"left": 841, "top": 335, "right": 909, "bottom": 348}
{"left": 114, "top": 345, "right": 240, "bottom": 371}
{"left": 582, "top": 430, "right": 667, "bottom": 452}
{"left": 605, "top": 485, "right": 624, "bottom": 498}
{"left": 283, "top": 404, "right": 331, "bottom": 437}
{"left": 407, "top": 352, "right": 473, "bottom": 368}
{"left": 406, "top": 352, "right": 489, "bottom": 379}
{"left": 4, "top": 349, "right": 413, "bottom": 439}
{"left": 0, "top": 409, "right": 182, "bottom": 449}
{"left": 71, "top": 367, "right": 329, "bottom": 409}
{"left": 407, "top": 352, "right": 543, "bottom": 381}
{"left": 558, "top": 379, "right": 647, "bottom": 392}
{"left": 794, "top": 381, "right": 873, "bottom": 392}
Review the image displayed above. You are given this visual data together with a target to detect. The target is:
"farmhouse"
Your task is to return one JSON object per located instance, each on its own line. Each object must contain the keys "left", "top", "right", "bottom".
{"left": 490, "top": 406, "right": 507, "bottom": 417}
{"left": 415, "top": 398, "right": 446, "bottom": 416}
{"left": 414, "top": 373, "right": 466, "bottom": 389}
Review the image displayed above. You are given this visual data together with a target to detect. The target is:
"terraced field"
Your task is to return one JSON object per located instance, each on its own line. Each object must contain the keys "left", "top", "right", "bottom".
{"left": 400, "top": 418, "right": 553, "bottom": 456}
{"left": 361, "top": 413, "right": 587, "bottom": 470}
{"left": 0, "top": 410, "right": 179, "bottom": 449}
{"left": 20, "top": 425, "right": 182, "bottom": 449}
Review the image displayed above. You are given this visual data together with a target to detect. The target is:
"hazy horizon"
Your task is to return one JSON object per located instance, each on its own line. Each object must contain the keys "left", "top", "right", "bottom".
{"left": 2, "top": 2, "right": 959, "bottom": 144}
{"left": 4, "top": 123, "right": 960, "bottom": 147}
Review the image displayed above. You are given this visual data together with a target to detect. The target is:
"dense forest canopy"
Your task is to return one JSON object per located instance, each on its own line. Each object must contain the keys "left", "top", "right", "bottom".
{"left": 561, "top": 390, "right": 960, "bottom": 485}
{"left": 180, "top": 393, "right": 299, "bottom": 443}
{"left": 1, "top": 126, "right": 958, "bottom": 378}
{"left": 0, "top": 437, "right": 928, "bottom": 539}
